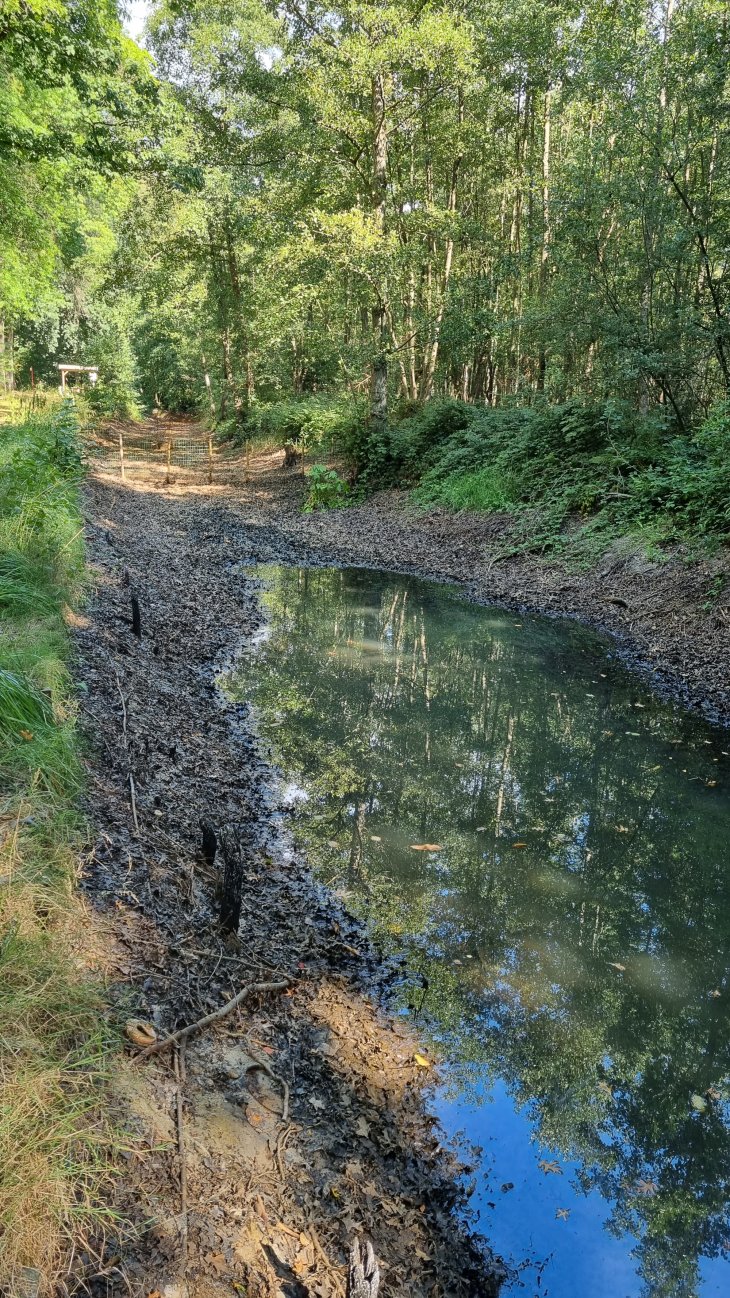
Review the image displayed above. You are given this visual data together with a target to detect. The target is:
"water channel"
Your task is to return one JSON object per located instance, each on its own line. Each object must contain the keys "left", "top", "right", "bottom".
{"left": 227, "top": 564, "right": 730, "bottom": 1298}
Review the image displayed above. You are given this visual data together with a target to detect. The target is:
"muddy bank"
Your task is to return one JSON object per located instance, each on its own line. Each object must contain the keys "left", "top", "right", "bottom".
{"left": 208, "top": 449, "right": 729, "bottom": 727}
{"left": 75, "top": 464, "right": 505, "bottom": 1298}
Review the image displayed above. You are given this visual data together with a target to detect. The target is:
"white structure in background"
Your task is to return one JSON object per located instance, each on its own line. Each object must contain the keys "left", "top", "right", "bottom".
{"left": 57, "top": 363, "right": 98, "bottom": 395}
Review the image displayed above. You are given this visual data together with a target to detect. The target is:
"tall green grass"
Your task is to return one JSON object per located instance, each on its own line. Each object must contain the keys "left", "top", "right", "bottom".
{"left": 0, "top": 400, "right": 112, "bottom": 1290}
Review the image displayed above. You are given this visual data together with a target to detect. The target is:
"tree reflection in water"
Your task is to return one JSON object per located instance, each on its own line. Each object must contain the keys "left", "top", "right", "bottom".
{"left": 228, "top": 565, "right": 730, "bottom": 1298}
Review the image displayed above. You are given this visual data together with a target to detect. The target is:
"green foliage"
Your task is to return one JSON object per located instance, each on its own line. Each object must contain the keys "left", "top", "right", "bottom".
{"left": 417, "top": 465, "right": 516, "bottom": 513}
{"left": 348, "top": 394, "right": 730, "bottom": 556}
{"left": 245, "top": 396, "right": 367, "bottom": 456}
{"left": 0, "top": 402, "right": 85, "bottom": 791}
{"left": 0, "top": 401, "right": 110, "bottom": 1288}
{"left": 303, "top": 463, "right": 350, "bottom": 512}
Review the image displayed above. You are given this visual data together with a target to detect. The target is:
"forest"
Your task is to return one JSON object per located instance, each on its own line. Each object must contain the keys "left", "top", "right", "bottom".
{"left": 2, "top": 4, "right": 730, "bottom": 1297}
{"left": 2, "top": 0, "right": 730, "bottom": 549}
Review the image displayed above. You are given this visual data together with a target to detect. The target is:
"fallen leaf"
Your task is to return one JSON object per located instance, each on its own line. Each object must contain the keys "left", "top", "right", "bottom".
{"left": 512, "top": 841, "right": 528, "bottom": 848}
{"left": 607, "top": 962, "right": 626, "bottom": 972}
{"left": 125, "top": 1018, "right": 157, "bottom": 1048}
{"left": 354, "top": 1115, "right": 370, "bottom": 1137}
{"left": 414, "top": 1053, "right": 431, "bottom": 1068}
{"left": 410, "top": 843, "right": 442, "bottom": 851}
{"left": 19, "top": 729, "right": 33, "bottom": 741}
{"left": 555, "top": 1208, "right": 571, "bottom": 1221}
{"left": 538, "top": 1158, "right": 563, "bottom": 1175}
{"left": 309, "top": 1095, "right": 325, "bottom": 1111}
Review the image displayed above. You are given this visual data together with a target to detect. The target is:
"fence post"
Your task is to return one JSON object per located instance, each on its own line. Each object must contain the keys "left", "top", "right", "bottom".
{"left": 245, "top": 439, "right": 251, "bottom": 483}
{"left": 119, "top": 427, "right": 126, "bottom": 480}
{"left": 166, "top": 436, "right": 172, "bottom": 485}
{"left": 207, "top": 433, "right": 213, "bottom": 485}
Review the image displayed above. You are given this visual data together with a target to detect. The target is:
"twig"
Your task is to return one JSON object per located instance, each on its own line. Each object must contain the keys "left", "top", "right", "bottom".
{"left": 274, "top": 1122, "right": 292, "bottom": 1181}
{"left": 173, "top": 1042, "right": 188, "bottom": 1270}
{"left": 244, "top": 1039, "right": 290, "bottom": 1122}
{"left": 308, "top": 1220, "right": 346, "bottom": 1297}
{"left": 138, "top": 978, "right": 290, "bottom": 1060}
{"left": 115, "top": 677, "right": 128, "bottom": 746}
{"left": 128, "top": 773, "right": 140, "bottom": 835}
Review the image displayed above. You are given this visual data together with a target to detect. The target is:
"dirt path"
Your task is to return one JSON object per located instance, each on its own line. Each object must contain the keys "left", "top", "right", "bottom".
{"left": 75, "top": 416, "right": 729, "bottom": 1298}
{"left": 76, "top": 429, "right": 505, "bottom": 1298}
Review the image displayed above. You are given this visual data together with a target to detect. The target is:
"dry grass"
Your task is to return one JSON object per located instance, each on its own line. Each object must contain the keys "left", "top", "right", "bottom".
{"left": 0, "top": 402, "right": 116, "bottom": 1294}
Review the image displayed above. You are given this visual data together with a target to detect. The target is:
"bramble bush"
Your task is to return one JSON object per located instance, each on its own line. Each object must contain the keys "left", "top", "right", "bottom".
{"left": 303, "top": 464, "right": 350, "bottom": 512}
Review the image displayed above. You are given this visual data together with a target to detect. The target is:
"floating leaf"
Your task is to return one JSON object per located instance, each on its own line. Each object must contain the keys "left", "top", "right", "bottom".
{"left": 538, "top": 1158, "right": 563, "bottom": 1175}
{"left": 512, "top": 841, "right": 528, "bottom": 849}
{"left": 555, "top": 1208, "right": 570, "bottom": 1221}
{"left": 410, "top": 843, "right": 442, "bottom": 851}
{"left": 607, "top": 961, "right": 626, "bottom": 972}
{"left": 414, "top": 1053, "right": 431, "bottom": 1068}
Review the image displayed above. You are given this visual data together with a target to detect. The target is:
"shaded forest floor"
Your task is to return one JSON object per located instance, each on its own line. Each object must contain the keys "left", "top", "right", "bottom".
{"left": 75, "top": 417, "right": 730, "bottom": 1297}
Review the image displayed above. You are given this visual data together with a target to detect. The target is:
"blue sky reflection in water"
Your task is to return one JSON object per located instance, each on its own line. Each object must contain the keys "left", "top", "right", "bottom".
{"left": 227, "top": 565, "right": 730, "bottom": 1298}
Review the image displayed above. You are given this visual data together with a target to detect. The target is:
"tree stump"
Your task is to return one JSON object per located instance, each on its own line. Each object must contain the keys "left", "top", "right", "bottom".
{"left": 347, "top": 1238, "right": 379, "bottom": 1298}
{"left": 199, "top": 820, "right": 217, "bottom": 871}
{"left": 219, "top": 828, "right": 245, "bottom": 933}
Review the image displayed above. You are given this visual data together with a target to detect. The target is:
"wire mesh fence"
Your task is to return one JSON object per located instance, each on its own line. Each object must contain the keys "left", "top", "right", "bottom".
{"left": 84, "top": 424, "right": 215, "bottom": 482}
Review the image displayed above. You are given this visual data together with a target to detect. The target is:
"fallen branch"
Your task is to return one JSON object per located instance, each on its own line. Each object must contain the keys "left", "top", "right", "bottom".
{"left": 128, "top": 772, "right": 140, "bottom": 834}
{"left": 138, "top": 978, "right": 291, "bottom": 1060}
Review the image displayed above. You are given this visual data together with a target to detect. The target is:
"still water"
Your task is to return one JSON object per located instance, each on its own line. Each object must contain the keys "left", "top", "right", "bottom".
{"left": 229, "top": 565, "right": 730, "bottom": 1298}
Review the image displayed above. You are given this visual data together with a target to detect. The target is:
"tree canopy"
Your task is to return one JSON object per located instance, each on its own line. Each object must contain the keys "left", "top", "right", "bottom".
{"left": 3, "top": 1, "right": 729, "bottom": 437}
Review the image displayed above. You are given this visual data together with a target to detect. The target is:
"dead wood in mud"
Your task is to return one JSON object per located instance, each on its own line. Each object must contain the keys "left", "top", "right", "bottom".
{"left": 74, "top": 461, "right": 505, "bottom": 1298}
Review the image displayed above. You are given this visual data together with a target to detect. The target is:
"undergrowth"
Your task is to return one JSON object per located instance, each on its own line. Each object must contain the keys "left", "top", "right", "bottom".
{"left": 350, "top": 396, "right": 730, "bottom": 562}
{"left": 0, "top": 400, "right": 113, "bottom": 1291}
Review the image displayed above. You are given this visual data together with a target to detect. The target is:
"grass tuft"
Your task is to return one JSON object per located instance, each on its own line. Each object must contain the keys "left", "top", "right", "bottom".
{"left": 0, "top": 398, "right": 113, "bottom": 1292}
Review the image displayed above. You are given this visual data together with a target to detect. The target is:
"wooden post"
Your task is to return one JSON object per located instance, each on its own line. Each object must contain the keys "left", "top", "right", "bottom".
{"left": 60, "top": 368, "right": 66, "bottom": 395}
{"left": 166, "top": 436, "right": 172, "bottom": 485}
{"left": 119, "top": 427, "right": 126, "bottom": 480}
{"left": 207, "top": 433, "right": 213, "bottom": 485}
{"left": 245, "top": 439, "right": 251, "bottom": 483}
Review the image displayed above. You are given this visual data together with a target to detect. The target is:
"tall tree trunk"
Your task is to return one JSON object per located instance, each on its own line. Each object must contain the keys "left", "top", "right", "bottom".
{"left": 419, "top": 89, "right": 464, "bottom": 401}
{"left": 537, "top": 85, "right": 552, "bottom": 393}
{"left": 369, "top": 72, "right": 389, "bottom": 430}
